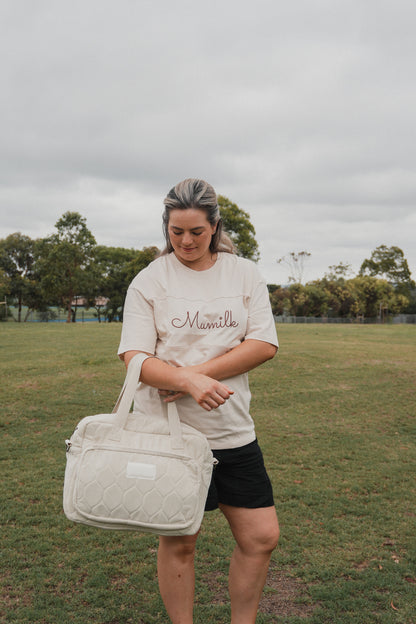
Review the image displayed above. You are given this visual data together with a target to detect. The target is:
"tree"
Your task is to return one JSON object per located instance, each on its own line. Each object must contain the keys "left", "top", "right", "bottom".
{"left": 360, "top": 245, "right": 414, "bottom": 295}
{"left": 38, "top": 212, "right": 97, "bottom": 322}
{"left": 267, "top": 283, "right": 280, "bottom": 294}
{"left": 269, "top": 286, "right": 290, "bottom": 316}
{"left": 277, "top": 251, "right": 311, "bottom": 284}
{"left": 0, "top": 233, "right": 37, "bottom": 321}
{"left": 0, "top": 268, "right": 11, "bottom": 320}
{"left": 314, "top": 277, "right": 359, "bottom": 318}
{"left": 0, "top": 267, "right": 10, "bottom": 297}
{"left": 269, "top": 282, "right": 328, "bottom": 317}
{"left": 349, "top": 275, "right": 408, "bottom": 319}
{"left": 127, "top": 246, "right": 160, "bottom": 279}
{"left": 324, "top": 262, "right": 353, "bottom": 280}
{"left": 270, "top": 274, "right": 409, "bottom": 320}
{"left": 94, "top": 245, "right": 158, "bottom": 321}
{"left": 317, "top": 264, "right": 356, "bottom": 318}
{"left": 218, "top": 196, "right": 259, "bottom": 261}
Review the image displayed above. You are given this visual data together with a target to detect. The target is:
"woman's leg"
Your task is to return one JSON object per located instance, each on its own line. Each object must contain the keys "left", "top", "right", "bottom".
{"left": 219, "top": 505, "right": 279, "bottom": 624}
{"left": 157, "top": 533, "right": 199, "bottom": 624}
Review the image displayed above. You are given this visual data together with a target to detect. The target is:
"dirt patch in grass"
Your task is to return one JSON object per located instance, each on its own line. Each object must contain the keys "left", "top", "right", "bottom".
{"left": 0, "top": 578, "right": 33, "bottom": 616}
{"left": 260, "top": 563, "right": 315, "bottom": 618}
{"left": 16, "top": 380, "right": 40, "bottom": 390}
{"left": 204, "top": 561, "right": 315, "bottom": 618}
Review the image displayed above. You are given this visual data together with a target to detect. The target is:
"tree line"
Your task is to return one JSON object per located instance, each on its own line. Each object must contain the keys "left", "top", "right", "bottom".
{"left": 1, "top": 200, "right": 414, "bottom": 322}
{"left": 269, "top": 247, "right": 415, "bottom": 319}
{"left": 0, "top": 197, "right": 258, "bottom": 322}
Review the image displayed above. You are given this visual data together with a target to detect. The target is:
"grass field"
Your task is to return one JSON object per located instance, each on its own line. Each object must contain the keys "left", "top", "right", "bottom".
{"left": 1, "top": 323, "right": 415, "bottom": 624}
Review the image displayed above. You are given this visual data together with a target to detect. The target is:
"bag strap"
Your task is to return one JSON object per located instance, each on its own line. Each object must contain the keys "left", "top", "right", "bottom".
{"left": 112, "top": 352, "right": 150, "bottom": 424}
{"left": 111, "top": 353, "right": 185, "bottom": 449}
{"left": 167, "top": 402, "right": 185, "bottom": 450}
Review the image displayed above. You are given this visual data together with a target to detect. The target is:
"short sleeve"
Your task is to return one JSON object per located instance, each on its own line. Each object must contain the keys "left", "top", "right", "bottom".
{"left": 245, "top": 278, "right": 278, "bottom": 347}
{"left": 117, "top": 285, "right": 158, "bottom": 357}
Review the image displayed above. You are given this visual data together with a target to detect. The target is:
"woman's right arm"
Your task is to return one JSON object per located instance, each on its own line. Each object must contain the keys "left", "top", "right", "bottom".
{"left": 123, "top": 350, "right": 233, "bottom": 412}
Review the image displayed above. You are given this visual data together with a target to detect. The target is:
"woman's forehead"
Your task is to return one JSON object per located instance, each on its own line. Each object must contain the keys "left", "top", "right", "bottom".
{"left": 168, "top": 208, "right": 210, "bottom": 228}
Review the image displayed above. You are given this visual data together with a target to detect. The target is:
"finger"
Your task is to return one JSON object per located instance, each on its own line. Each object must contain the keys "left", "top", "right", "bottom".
{"left": 215, "top": 388, "right": 231, "bottom": 401}
{"left": 163, "top": 392, "right": 186, "bottom": 403}
{"left": 200, "top": 401, "right": 212, "bottom": 412}
{"left": 201, "top": 394, "right": 225, "bottom": 409}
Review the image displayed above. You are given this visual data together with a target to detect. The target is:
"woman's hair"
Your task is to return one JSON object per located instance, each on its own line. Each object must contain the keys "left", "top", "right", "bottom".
{"left": 161, "top": 178, "right": 235, "bottom": 255}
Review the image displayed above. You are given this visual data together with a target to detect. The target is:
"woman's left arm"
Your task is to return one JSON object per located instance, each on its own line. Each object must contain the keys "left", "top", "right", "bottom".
{"left": 187, "top": 339, "right": 277, "bottom": 381}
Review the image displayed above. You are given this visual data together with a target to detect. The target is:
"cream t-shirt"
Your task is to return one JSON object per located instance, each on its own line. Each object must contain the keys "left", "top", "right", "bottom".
{"left": 118, "top": 252, "right": 278, "bottom": 449}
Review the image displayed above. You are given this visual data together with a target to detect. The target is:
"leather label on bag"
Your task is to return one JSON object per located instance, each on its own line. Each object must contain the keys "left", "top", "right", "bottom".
{"left": 126, "top": 462, "right": 157, "bottom": 480}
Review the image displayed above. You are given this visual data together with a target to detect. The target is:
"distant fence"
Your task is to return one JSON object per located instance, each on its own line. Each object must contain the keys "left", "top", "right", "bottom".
{"left": 392, "top": 314, "right": 416, "bottom": 324}
{"left": 4, "top": 306, "right": 106, "bottom": 323}
{"left": 274, "top": 315, "right": 416, "bottom": 324}
{"left": 3, "top": 307, "right": 416, "bottom": 324}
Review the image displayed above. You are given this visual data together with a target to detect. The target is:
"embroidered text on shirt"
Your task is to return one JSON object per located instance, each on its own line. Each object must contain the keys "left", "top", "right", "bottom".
{"left": 171, "top": 310, "right": 239, "bottom": 330}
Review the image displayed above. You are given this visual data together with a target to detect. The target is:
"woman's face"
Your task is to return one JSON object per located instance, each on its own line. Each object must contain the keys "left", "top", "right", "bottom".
{"left": 168, "top": 208, "right": 217, "bottom": 270}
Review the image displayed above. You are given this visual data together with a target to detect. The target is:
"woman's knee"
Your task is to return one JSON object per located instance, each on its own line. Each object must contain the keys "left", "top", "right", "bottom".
{"left": 158, "top": 533, "right": 199, "bottom": 561}
{"left": 268, "top": 522, "right": 280, "bottom": 551}
{"left": 235, "top": 514, "right": 280, "bottom": 556}
{"left": 252, "top": 522, "right": 280, "bottom": 554}
{"left": 221, "top": 504, "right": 279, "bottom": 555}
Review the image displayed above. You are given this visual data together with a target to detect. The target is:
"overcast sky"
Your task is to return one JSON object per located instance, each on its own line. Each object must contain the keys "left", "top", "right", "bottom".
{"left": 1, "top": 0, "right": 415, "bottom": 284}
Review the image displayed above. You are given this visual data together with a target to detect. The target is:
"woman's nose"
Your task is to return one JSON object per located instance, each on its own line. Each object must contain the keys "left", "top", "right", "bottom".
{"left": 182, "top": 232, "right": 193, "bottom": 245}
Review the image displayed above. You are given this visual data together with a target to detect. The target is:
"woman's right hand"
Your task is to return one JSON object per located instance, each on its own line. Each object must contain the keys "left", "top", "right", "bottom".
{"left": 177, "top": 370, "right": 234, "bottom": 411}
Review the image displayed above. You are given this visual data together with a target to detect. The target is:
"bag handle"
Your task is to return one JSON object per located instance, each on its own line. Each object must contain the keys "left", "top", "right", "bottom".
{"left": 111, "top": 353, "right": 185, "bottom": 449}
{"left": 112, "top": 352, "right": 150, "bottom": 422}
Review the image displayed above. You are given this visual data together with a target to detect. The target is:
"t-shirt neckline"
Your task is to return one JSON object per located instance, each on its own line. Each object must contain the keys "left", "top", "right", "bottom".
{"left": 170, "top": 251, "right": 223, "bottom": 274}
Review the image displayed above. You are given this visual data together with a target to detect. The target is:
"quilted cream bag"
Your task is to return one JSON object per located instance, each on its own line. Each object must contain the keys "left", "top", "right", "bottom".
{"left": 63, "top": 353, "right": 216, "bottom": 535}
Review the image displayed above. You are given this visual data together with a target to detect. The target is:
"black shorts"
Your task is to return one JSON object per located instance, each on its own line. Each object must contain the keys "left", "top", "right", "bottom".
{"left": 205, "top": 439, "right": 275, "bottom": 511}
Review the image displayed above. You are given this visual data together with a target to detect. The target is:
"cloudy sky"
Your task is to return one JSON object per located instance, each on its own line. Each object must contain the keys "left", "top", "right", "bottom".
{"left": 1, "top": 0, "right": 415, "bottom": 284}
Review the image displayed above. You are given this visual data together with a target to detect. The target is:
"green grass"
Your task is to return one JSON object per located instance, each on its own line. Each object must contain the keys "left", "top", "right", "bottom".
{"left": 1, "top": 323, "right": 415, "bottom": 623}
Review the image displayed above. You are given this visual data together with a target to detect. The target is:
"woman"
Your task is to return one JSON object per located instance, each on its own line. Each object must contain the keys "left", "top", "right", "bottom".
{"left": 118, "top": 178, "right": 279, "bottom": 624}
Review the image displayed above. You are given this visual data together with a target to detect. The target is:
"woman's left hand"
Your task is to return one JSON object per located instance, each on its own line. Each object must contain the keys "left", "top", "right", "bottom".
{"left": 158, "top": 389, "right": 187, "bottom": 402}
